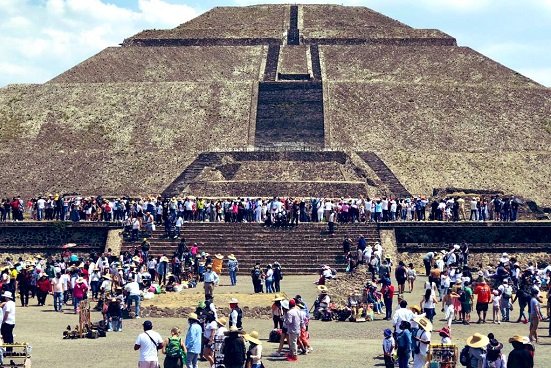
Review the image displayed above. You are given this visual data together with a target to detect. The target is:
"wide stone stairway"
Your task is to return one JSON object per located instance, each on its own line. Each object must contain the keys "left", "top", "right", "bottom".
{"left": 121, "top": 222, "right": 381, "bottom": 274}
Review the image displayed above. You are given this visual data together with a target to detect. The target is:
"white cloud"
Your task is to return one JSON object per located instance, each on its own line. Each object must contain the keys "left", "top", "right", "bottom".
{"left": 0, "top": 0, "right": 200, "bottom": 87}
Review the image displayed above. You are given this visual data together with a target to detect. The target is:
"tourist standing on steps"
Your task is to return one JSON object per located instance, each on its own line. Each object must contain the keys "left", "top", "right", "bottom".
{"left": 227, "top": 254, "right": 238, "bottom": 286}
{"left": 134, "top": 320, "right": 164, "bottom": 368}
{"left": 328, "top": 210, "right": 335, "bottom": 234}
{"left": 1, "top": 291, "right": 15, "bottom": 350}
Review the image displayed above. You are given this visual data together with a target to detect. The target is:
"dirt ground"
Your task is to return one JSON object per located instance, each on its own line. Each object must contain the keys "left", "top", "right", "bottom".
{"left": 13, "top": 275, "right": 551, "bottom": 367}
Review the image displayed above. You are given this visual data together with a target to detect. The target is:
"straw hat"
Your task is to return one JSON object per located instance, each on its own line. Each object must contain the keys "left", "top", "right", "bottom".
{"left": 413, "top": 316, "right": 433, "bottom": 332}
{"left": 76, "top": 277, "right": 85, "bottom": 284}
{"left": 1, "top": 291, "right": 13, "bottom": 299}
{"left": 214, "top": 254, "right": 224, "bottom": 260}
{"left": 216, "top": 317, "right": 227, "bottom": 326}
{"left": 132, "top": 256, "right": 141, "bottom": 263}
{"left": 244, "top": 330, "right": 262, "bottom": 345}
{"left": 102, "top": 274, "right": 112, "bottom": 280}
{"left": 410, "top": 305, "right": 422, "bottom": 314}
{"left": 318, "top": 285, "right": 328, "bottom": 293}
{"left": 229, "top": 298, "right": 239, "bottom": 304}
{"left": 228, "top": 254, "right": 236, "bottom": 260}
{"left": 466, "top": 333, "right": 490, "bottom": 348}
{"left": 273, "top": 294, "right": 284, "bottom": 302}
{"left": 188, "top": 312, "right": 199, "bottom": 322}
{"left": 160, "top": 256, "right": 169, "bottom": 263}
{"left": 508, "top": 335, "right": 530, "bottom": 344}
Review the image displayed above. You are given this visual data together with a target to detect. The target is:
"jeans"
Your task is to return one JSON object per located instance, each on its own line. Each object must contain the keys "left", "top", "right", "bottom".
{"left": 265, "top": 279, "right": 273, "bottom": 293}
{"left": 91, "top": 280, "right": 100, "bottom": 299}
{"left": 54, "top": 292, "right": 63, "bottom": 311}
{"left": 384, "top": 298, "right": 393, "bottom": 319}
{"left": 1, "top": 323, "right": 14, "bottom": 351}
{"left": 127, "top": 294, "right": 140, "bottom": 317}
{"left": 37, "top": 208, "right": 44, "bottom": 220}
{"left": 73, "top": 297, "right": 83, "bottom": 312}
{"left": 186, "top": 352, "right": 199, "bottom": 368}
{"left": 229, "top": 270, "right": 237, "bottom": 286}
{"left": 398, "top": 353, "right": 409, "bottom": 368}
{"left": 109, "top": 317, "right": 122, "bottom": 331}
{"left": 501, "top": 297, "right": 510, "bottom": 321}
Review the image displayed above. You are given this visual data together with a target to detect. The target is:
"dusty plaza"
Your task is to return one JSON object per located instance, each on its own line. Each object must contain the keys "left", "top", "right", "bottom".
{"left": 1, "top": 2, "right": 551, "bottom": 368}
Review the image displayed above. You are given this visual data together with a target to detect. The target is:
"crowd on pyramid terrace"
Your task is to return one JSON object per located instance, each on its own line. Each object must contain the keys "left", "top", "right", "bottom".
{"left": 0, "top": 194, "right": 523, "bottom": 225}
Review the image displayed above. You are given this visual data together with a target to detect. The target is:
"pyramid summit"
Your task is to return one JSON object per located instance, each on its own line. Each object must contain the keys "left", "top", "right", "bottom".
{"left": 0, "top": 4, "right": 550, "bottom": 205}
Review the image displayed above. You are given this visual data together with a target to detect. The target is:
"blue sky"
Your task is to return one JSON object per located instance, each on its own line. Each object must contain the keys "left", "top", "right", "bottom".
{"left": 0, "top": 0, "right": 550, "bottom": 87}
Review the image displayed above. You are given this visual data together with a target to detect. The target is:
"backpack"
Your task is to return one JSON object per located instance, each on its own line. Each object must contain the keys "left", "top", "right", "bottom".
{"left": 165, "top": 337, "right": 182, "bottom": 358}
{"left": 502, "top": 286, "right": 512, "bottom": 298}
{"left": 459, "top": 345, "right": 470, "bottom": 366}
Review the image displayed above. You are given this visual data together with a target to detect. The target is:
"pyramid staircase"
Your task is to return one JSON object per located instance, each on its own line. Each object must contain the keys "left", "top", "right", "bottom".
{"left": 357, "top": 152, "right": 411, "bottom": 197}
{"left": 121, "top": 223, "right": 381, "bottom": 274}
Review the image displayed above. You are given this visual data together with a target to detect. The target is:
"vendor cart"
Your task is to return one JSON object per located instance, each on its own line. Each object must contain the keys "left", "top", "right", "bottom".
{"left": 428, "top": 343, "right": 458, "bottom": 368}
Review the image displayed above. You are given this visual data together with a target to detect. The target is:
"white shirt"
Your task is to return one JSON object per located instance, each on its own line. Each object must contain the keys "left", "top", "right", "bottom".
{"left": 392, "top": 307, "right": 414, "bottom": 333}
{"left": 135, "top": 330, "right": 163, "bottom": 362}
{"left": 60, "top": 274, "right": 70, "bottom": 291}
{"left": 37, "top": 199, "right": 45, "bottom": 209}
{"left": 125, "top": 281, "right": 141, "bottom": 296}
{"left": 3, "top": 300, "right": 16, "bottom": 325}
{"left": 414, "top": 329, "right": 431, "bottom": 356}
{"left": 204, "top": 321, "right": 217, "bottom": 339}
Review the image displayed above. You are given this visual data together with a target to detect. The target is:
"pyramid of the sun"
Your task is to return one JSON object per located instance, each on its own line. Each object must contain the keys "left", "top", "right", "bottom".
{"left": 0, "top": 4, "right": 549, "bottom": 204}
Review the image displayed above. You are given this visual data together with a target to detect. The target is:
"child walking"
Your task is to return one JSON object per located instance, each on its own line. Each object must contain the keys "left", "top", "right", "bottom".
{"left": 492, "top": 290, "right": 501, "bottom": 324}
{"left": 382, "top": 328, "right": 395, "bottom": 368}
{"left": 407, "top": 263, "right": 416, "bottom": 293}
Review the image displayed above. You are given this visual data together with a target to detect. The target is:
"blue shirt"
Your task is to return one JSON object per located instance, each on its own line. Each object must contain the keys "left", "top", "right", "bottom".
{"left": 228, "top": 260, "right": 238, "bottom": 271}
{"left": 185, "top": 323, "right": 202, "bottom": 353}
{"left": 203, "top": 270, "right": 219, "bottom": 283}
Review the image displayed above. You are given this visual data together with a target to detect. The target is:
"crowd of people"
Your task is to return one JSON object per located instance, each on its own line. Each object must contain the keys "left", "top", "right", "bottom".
{"left": 0, "top": 194, "right": 524, "bottom": 225}
{"left": 314, "top": 235, "right": 550, "bottom": 368}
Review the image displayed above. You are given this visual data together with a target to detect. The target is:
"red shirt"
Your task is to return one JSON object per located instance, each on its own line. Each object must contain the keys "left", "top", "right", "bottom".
{"left": 474, "top": 284, "right": 491, "bottom": 303}
{"left": 37, "top": 278, "right": 51, "bottom": 293}
{"left": 381, "top": 284, "right": 395, "bottom": 300}
{"left": 73, "top": 282, "right": 88, "bottom": 299}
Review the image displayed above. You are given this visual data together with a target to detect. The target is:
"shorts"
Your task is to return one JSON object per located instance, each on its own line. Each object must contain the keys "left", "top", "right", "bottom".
{"left": 461, "top": 303, "right": 472, "bottom": 314}
{"left": 138, "top": 361, "right": 159, "bottom": 368}
{"left": 476, "top": 302, "right": 488, "bottom": 312}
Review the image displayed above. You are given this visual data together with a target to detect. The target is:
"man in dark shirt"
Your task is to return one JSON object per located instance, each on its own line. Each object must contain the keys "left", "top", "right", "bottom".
{"left": 507, "top": 337, "right": 534, "bottom": 368}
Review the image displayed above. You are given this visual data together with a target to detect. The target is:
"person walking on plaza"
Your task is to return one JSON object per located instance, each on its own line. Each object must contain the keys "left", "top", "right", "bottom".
{"left": 135, "top": 320, "right": 164, "bottom": 368}
{"left": 203, "top": 264, "right": 219, "bottom": 298}
{"left": 285, "top": 298, "right": 302, "bottom": 362}
{"left": 1, "top": 291, "right": 16, "bottom": 350}
{"left": 163, "top": 327, "right": 187, "bottom": 368}
{"left": 244, "top": 330, "right": 263, "bottom": 368}
{"left": 528, "top": 289, "right": 543, "bottom": 343}
{"left": 229, "top": 298, "right": 243, "bottom": 330}
{"left": 396, "top": 321, "right": 412, "bottom": 368}
{"left": 507, "top": 336, "right": 533, "bottom": 368}
{"left": 227, "top": 254, "right": 238, "bottom": 286}
{"left": 185, "top": 313, "right": 202, "bottom": 368}
{"left": 412, "top": 316, "right": 432, "bottom": 368}
{"left": 474, "top": 279, "right": 492, "bottom": 324}
{"left": 222, "top": 326, "right": 247, "bottom": 368}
